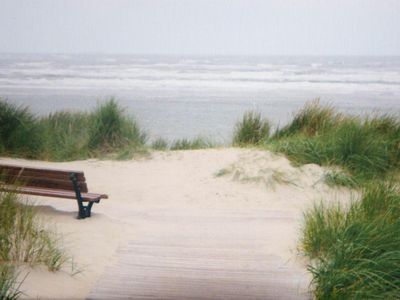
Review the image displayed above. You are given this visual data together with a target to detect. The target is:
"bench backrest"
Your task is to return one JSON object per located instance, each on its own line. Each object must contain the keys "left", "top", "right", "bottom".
{"left": 0, "top": 164, "right": 88, "bottom": 193}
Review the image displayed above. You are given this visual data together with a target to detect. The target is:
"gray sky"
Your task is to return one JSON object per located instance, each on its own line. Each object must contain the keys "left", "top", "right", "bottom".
{"left": 1, "top": 0, "right": 399, "bottom": 55}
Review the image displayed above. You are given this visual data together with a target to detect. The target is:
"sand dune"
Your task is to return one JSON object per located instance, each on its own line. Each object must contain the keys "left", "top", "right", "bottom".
{"left": 1, "top": 148, "right": 353, "bottom": 299}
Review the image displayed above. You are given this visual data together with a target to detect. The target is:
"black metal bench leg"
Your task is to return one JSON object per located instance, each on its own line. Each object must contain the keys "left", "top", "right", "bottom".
{"left": 85, "top": 201, "right": 94, "bottom": 217}
{"left": 70, "top": 172, "right": 96, "bottom": 219}
{"left": 77, "top": 201, "right": 95, "bottom": 219}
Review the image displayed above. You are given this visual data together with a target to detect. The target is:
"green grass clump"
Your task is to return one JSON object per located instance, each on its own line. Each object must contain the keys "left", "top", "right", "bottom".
{"left": 0, "top": 189, "right": 67, "bottom": 298}
{"left": 275, "top": 100, "right": 341, "bottom": 138}
{"left": 302, "top": 183, "right": 400, "bottom": 299}
{"left": 151, "top": 137, "right": 169, "bottom": 150}
{"left": 88, "top": 99, "right": 146, "bottom": 152}
{"left": 39, "top": 111, "right": 90, "bottom": 161}
{"left": 0, "top": 264, "right": 22, "bottom": 300}
{"left": 324, "top": 170, "right": 359, "bottom": 188}
{"left": 0, "top": 100, "right": 42, "bottom": 158}
{"left": 270, "top": 103, "right": 400, "bottom": 183}
{"left": 151, "top": 136, "right": 215, "bottom": 151}
{"left": 170, "top": 136, "right": 215, "bottom": 150}
{"left": 0, "top": 191, "right": 66, "bottom": 270}
{"left": 0, "top": 98, "right": 147, "bottom": 161}
{"left": 233, "top": 111, "right": 270, "bottom": 145}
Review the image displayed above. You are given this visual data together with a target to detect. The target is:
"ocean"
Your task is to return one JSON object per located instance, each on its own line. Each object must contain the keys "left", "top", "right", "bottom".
{"left": 1, "top": 53, "right": 399, "bottom": 142}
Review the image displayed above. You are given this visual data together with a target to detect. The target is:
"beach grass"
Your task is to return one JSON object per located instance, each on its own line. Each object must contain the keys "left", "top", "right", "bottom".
{"left": 0, "top": 189, "right": 67, "bottom": 298}
{"left": 149, "top": 136, "right": 216, "bottom": 151}
{"left": 301, "top": 182, "right": 400, "bottom": 299}
{"left": 273, "top": 99, "right": 341, "bottom": 138}
{"left": 170, "top": 136, "right": 215, "bottom": 150}
{"left": 0, "top": 100, "right": 42, "bottom": 159}
{"left": 0, "top": 264, "right": 23, "bottom": 300}
{"left": 39, "top": 111, "right": 90, "bottom": 161}
{"left": 323, "top": 170, "right": 359, "bottom": 188}
{"left": 269, "top": 101, "right": 400, "bottom": 184}
{"left": 233, "top": 110, "right": 270, "bottom": 146}
{"left": 88, "top": 99, "right": 146, "bottom": 151}
{"left": 151, "top": 137, "right": 169, "bottom": 150}
{"left": 0, "top": 98, "right": 147, "bottom": 161}
{"left": 0, "top": 190, "right": 67, "bottom": 270}
{"left": 228, "top": 101, "right": 399, "bottom": 185}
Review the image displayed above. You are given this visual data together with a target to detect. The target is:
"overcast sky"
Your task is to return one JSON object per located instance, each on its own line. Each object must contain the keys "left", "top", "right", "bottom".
{"left": 1, "top": 0, "right": 399, "bottom": 55}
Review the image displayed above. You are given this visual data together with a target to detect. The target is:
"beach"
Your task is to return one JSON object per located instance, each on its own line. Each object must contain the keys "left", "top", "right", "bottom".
{"left": 1, "top": 148, "right": 353, "bottom": 299}
{"left": 1, "top": 1, "right": 399, "bottom": 298}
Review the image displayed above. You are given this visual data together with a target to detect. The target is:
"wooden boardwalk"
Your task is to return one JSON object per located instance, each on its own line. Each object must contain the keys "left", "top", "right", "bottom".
{"left": 88, "top": 210, "right": 311, "bottom": 300}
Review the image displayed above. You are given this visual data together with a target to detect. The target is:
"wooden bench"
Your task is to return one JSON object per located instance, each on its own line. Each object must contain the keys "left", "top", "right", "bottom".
{"left": 0, "top": 164, "right": 108, "bottom": 219}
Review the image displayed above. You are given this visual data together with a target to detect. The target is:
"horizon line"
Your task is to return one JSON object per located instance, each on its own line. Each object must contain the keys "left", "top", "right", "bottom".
{"left": 1, "top": 52, "right": 400, "bottom": 57}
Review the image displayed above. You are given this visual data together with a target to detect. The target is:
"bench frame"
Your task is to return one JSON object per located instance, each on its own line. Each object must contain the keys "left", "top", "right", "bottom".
{"left": 70, "top": 172, "right": 98, "bottom": 219}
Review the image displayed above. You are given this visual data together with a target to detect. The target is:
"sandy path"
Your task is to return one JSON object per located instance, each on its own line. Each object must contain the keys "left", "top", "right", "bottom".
{"left": 1, "top": 148, "right": 351, "bottom": 299}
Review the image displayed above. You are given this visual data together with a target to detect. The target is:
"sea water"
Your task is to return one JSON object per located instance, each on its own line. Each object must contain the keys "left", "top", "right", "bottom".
{"left": 1, "top": 54, "right": 399, "bottom": 142}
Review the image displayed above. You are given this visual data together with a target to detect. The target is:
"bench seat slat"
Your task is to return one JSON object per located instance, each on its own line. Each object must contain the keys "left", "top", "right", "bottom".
{"left": 0, "top": 169, "right": 86, "bottom": 181}
{"left": 1, "top": 185, "right": 108, "bottom": 202}
{"left": 1, "top": 176, "right": 89, "bottom": 193}
{"left": 0, "top": 164, "right": 85, "bottom": 181}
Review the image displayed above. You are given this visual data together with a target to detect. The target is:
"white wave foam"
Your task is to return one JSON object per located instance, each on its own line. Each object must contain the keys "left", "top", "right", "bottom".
{"left": 1, "top": 55, "right": 400, "bottom": 95}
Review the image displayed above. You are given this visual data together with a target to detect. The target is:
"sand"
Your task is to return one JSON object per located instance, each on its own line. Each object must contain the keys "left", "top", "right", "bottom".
{"left": 1, "top": 148, "right": 353, "bottom": 299}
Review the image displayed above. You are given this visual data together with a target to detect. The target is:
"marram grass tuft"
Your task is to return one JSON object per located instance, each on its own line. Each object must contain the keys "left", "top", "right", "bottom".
{"left": 0, "top": 98, "right": 147, "bottom": 161}
{"left": 301, "top": 183, "right": 400, "bottom": 299}
{"left": 233, "top": 110, "right": 270, "bottom": 145}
